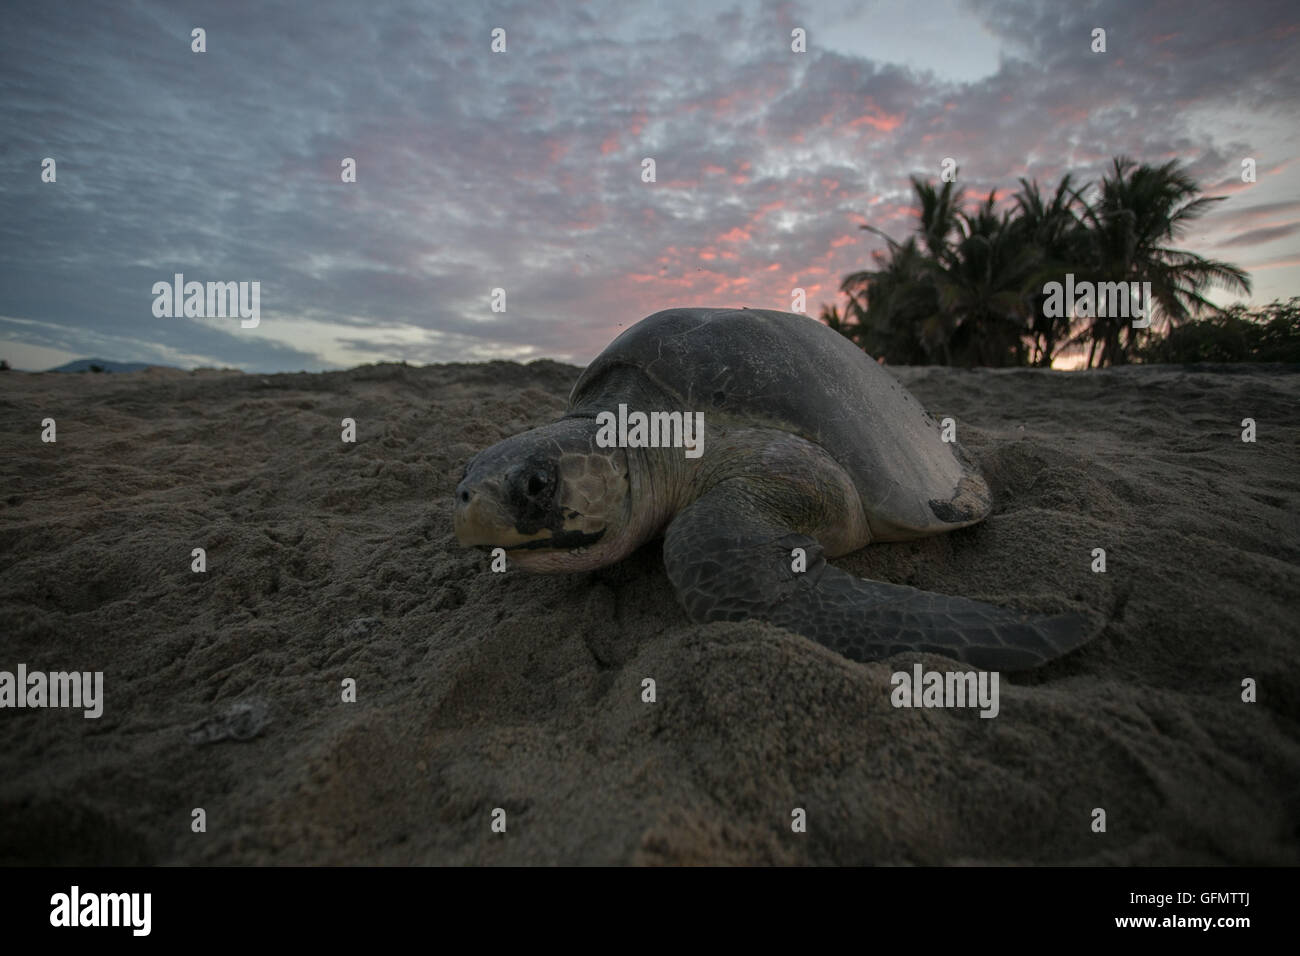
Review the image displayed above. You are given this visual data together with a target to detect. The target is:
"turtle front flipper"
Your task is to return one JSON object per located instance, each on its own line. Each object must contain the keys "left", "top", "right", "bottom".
{"left": 662, "top": 481, "right": 1093, "bottom": 672}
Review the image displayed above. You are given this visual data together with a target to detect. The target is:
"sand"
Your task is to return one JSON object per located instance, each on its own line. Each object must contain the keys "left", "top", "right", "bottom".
{"left": 1, "top": 359, "right": 1297, "bottom": 865}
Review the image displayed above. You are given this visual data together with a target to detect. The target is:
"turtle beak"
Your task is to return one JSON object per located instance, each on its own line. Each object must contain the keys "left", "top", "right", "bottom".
{"left": 454, "top": 475, "right": 555, "bottom": 549}
{"left": 453, "top": 476, "right": 494, "bottom": 545}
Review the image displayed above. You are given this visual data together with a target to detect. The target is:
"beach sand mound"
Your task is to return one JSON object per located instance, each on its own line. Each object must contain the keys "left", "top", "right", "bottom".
{"left": 1, "top": 360, "right": 1297, "bottom": 865}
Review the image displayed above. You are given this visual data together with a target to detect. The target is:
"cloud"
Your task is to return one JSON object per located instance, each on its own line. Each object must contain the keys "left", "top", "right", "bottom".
{"left": 1, "top": 0, "right": 1296, "bottom": 370}
{"left": 1220, "top": 223, "right": 1300, "bottom": 247}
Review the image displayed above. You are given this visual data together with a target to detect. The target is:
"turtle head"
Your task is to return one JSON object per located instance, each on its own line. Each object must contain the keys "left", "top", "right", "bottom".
{"left": 453, "top": 418, "right": 638, "bottom": 572}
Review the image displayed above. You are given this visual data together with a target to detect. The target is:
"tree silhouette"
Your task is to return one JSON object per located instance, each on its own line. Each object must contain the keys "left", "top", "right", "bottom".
{"left": 1073, "top": 157, "right": 1251, "bottom": 366}
{"left": 824, "top": 157, "right": 1253, "bottom": 367}
{"left": 1011, "top": 174, "right": 1090, "bottom": 366}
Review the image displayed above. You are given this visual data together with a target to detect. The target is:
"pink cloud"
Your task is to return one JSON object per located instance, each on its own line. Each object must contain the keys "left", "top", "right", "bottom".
{"left": 1048, "top": 104, "right": 1092, "bottom": 124}
{"left": 848, "top": 111, "right": 903, "bottom": 133}
{"left": 546, "top": 139, "right": 570, "bottom": 162}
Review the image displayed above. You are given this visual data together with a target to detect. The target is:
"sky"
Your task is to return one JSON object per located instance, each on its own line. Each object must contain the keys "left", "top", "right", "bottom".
{"left": 1, "top": 0, "right": 1297, "bottom": 372}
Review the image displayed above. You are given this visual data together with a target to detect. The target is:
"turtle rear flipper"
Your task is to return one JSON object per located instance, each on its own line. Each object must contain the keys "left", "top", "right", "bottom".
{"left": 663, "top": 481, "right": 1093, "bottom": 672}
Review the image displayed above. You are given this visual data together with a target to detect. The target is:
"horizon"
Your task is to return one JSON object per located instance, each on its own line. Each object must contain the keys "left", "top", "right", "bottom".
{"left": 2, "top": 0, "right": 1297, "bottom": 374}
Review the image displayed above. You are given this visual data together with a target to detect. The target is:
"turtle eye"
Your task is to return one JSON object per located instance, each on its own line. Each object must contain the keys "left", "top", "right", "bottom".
{"left": 526, "top": 471, "right": 548, "bottom": 496}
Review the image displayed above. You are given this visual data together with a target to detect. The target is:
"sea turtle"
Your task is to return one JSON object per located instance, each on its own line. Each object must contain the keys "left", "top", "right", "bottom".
{"left": 454, "top": 307, "right": 1091, "bottom": 670}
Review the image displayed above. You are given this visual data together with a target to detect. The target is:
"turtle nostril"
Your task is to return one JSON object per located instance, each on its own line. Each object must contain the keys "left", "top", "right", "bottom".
{"left": 459, "top": 491, "right": 470, "bottom": 503}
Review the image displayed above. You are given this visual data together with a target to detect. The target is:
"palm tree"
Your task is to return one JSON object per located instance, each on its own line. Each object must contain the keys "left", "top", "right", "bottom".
{"left": 839, "top": 175, "right": 966, "bottom": 364}
{"left": 910, "top": 176, "right": 965, "bottom": 259}
{"left": 1012, "top": 174, "right": 1090, "bottom": 366}
{"left": 840, "top": 233, "right": 946, "bottom": 364}
{"left": 1075, "top": 157, "right": 1252, "bottom": 366}
{"left": 827, "top": 157, "right": 1251, "bottom": 368}
{"left": 818, "top": 301, "right": 862, "bottom": 343}
{"left": 933, "top": 190, "right": 1039, "bottom": 366}
{"left": 847, "top": 181, "right": 1037, "bottom": 367}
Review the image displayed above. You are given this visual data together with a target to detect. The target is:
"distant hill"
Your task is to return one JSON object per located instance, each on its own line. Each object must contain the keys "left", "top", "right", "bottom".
{"left": 48, "top": 358, "right": 173, "bottom": 374}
